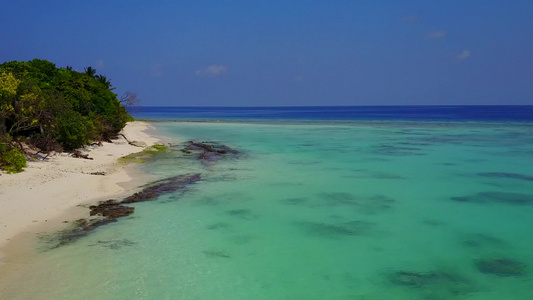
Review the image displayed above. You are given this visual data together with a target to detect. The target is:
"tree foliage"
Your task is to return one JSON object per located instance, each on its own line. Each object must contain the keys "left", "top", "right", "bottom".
{"left": 0, "top": 143, "right": 26, "bottom": 173}
{"left": 0, "top": 59, "right": 134, "bottom": 172}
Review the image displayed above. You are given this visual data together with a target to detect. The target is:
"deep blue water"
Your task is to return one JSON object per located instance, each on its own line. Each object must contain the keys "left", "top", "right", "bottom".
{"left": 130, "top": 105, "right": 533, "bottom": 122}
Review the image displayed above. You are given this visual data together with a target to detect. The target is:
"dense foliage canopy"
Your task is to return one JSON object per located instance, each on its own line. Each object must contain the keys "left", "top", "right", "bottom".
{"left": 0, "top": 59, "right": 133, "bottom": 173}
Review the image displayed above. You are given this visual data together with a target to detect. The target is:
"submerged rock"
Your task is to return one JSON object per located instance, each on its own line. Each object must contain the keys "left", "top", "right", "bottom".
{"left": 49, "top": 218, "right": 115, "bottom": 248}
{"left": 48, "top": 140, "right": 242, "bottom": 248}
{"left": 226, "top": 208, "right": 258, "bottom": 220}
{"left": 90, "top": 238, "right": 137, "bottom": 250}
{"left": 475, "top": 258, "right": 528, "bottom": 277}
{"left": 207, "top": 222, "right": 230, "bottom": 230}
{"left": 318, "top": 193, "right": 395, "bottom": 214}
{"left": 460, "top": 233, "right": 505, "bottom": 249}
{"left": 389, "top": 271, "right": 433, "bottom": 287}
{"left": 296, "top": 220, "right": 374, "bottom": 237}
{"left": 389, "top": 270, "right": 475, "bottom": 296}
{"left": 202, "top": 250, "right": 231, "bottom": 258}
{"left": 450, "top": 192, "right": 533, "bottom": 205}
{"left": 89, "top": 200, "right": 135, "bottom": 220}
{"left": 478, "top": 172, "right": 533, "bottom": 182}
{"left": 49, "top": 173, "right": 202, "bottom": 247}
{"left": 122, "top": 173, "right": 201, "bottom": 204}
{"left": 280, "top": 197, "right": 309, "bottom": 206}
{"left": 181, "top": 141, "right": 240, "bottom": 167}
{"left": 390, "top": 271, "right": 468, "bottom": 287}
{"left": 320, "top": 192, "right": 358, "bottom": 206}
{"left": 372, "top": 144, "right": 425, "bottom": 156}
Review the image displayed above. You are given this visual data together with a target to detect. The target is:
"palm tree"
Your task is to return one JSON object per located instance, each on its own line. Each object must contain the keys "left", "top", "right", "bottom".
{"left": 84, "top": 66, "right": 96, "bottom": 77}
{"left": 95, "top": 75, "right": 112, "bottom": 89}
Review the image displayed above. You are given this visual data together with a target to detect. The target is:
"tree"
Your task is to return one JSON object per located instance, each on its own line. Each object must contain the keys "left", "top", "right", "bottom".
{"left": 84, "top": 66, "right": 96, "bottom": 77}
{"left": 0, "top": 72, "right": 20, "bottom": 95}
{"left": 120, "top": 91, "right": 139, "bottom": 107}
{"left": 95, "top": 75, "right": 112, "bottom": 89}
{"left": 54, "top": 110, "right": 93, "bottom": 150}
{"left": 0, "top": 72, "right": 21, "bottom": 140}
{"left": 0, "top": 59, "right": 133, "bottom": 173}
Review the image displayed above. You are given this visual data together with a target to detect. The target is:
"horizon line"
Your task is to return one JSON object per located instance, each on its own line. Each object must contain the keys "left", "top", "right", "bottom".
{"left": 133, "top": 104, "right": 533, "bottom": 108}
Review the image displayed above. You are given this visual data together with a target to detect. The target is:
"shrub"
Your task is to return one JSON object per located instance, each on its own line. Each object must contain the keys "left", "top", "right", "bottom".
{"left": 0, "top": 144, "right": 27, "bottom": 173}
{"left": 54, "top": 110, "right": 91, "bottom": 150}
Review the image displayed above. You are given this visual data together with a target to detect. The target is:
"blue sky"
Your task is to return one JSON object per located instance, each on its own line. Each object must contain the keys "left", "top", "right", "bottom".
{"left": 1, "top": 1, "right": 532, "bottom": 106}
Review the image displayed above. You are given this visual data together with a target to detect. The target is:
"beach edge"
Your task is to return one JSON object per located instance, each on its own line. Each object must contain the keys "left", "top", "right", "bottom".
{"left": 0, "top": 121, "right": 166, "bottom": 251}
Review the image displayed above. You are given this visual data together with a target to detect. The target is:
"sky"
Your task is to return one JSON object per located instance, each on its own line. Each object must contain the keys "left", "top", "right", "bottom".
{"left": 1, "top": 0, "right": 532, "bottom": 106}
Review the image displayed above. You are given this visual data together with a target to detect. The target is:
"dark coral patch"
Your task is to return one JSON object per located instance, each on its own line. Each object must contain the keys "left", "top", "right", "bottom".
{"left": 478, "top": 172, "right": 533, "bottom": 182}
{"left": 207, "top": 222, "right": 230, "bottom": 230}
{"left": 89, "top": 200, "right": 135, "bottom": 220}
{"left": 181, "top": 141, "right": 240, "bottom": 167}
{"left": 451, "top": 192, "right": 533, "bottom": 205}
{"left": 280, "top": 197, "right": 309, "bottom": 206}
{"left": 202, "top": 250, "right": 231, "bottom": 258}
{"left": 389, "top": 270, "right": 475, "bottom": 297}
{"left": 475, "top": 258, "right": 528, "bottom": 277}
{"left": 372, "top": 144, "right": 425, "bottom": 156}
{"left": 296, "top": 220, "right": 374, "bottom": 237}
{"left": 48, "top": 174, "right": 202, "bottom": 248}
{"left": 122, "top": 173, "right": 201, "bottom": 204}
{"left": 90, "top": 239, "right": 137, "bottom": 250}
{"left": 319, "top": 192, "right": 357, "bottom": 206}
{"left": 389, "top": 271, "right": 433, "bottom": 288}
{"left": 226, "top": 208, "right": 257, "bottom": 220}
{"left": 319, "top": 193, "right": 395, "bottom": 214}
{"left": 461, "top": 233, "right": 505, "bottom": 249}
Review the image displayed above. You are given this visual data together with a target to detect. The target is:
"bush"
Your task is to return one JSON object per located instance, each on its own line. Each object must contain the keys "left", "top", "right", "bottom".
{"left": 54, "top": 110, "right": 92, "bottom": 150}
{"left": 0, "top": 144, "right": 27, "bottom": 173}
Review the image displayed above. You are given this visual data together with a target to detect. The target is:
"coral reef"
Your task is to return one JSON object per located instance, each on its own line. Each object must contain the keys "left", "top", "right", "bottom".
{"left": 389, "top": 270, "right": 476, "bottom": 297}
{"left": 451, "top": 192, "right": 533, "bottom": 205}
{"left": 202, "top": 250, "right": 231, "bottom": 258}
{"left": 475, "top": 258, "right": 528, "bottom": 277}
{"left": 226, "top": 208, "right": 258, "bottom": 220}
{"left": 296, "top": 220, "right": 374, "bottom": 237}
{"left": 318, "top": 192, "right": 395, "bottom": 214}
{"left": 46, "top": 173, "right": 202, "bottom": 248}
{"left": 478, "top": 172, "right": 533, "bottom": 182}
{"left": 181, "top": 140, "right": 240, "bottom": 167}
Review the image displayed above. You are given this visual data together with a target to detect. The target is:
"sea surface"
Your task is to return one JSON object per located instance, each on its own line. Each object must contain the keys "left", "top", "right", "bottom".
{"left": 5, "top": 106, "right": 533, "bottom": 299}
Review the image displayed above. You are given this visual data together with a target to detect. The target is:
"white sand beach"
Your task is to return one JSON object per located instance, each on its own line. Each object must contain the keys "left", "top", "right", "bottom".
{"left": 0, "top": 121, "right": 163, "bottom": 249}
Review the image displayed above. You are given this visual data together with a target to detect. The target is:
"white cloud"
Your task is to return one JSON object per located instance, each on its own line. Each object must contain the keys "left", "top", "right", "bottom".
{"left": 150, "top": 63, "right": 165, "bottom": 77}
{"left": 96, "top": 59, "right": 105, "bottom": 69}
{"left": 427, "top": 30, "right": 447, "bottom": 39}
{"left": 402, "top": 15, "right": 419, "bottom": 24}
{"left": 457, "top": 50, "right": 471, "bottom": 60}
{"left": 195, "top": 64, "right": 228, "bottom": 76}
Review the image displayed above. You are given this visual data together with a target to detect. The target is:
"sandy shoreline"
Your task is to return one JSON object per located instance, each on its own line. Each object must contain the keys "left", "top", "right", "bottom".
{"left": 0, "top": 121, "right": 164, "bottom": 251}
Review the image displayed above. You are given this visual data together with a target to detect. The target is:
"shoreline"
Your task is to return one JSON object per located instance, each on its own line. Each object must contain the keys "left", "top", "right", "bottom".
{"left": 0, "top": 121, "right": 165, "bottom": 259}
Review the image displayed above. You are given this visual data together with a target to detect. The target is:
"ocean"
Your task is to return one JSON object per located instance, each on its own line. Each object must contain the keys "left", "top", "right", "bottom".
{"left": 4, "top": 106, "right": 533, "bottom": 299}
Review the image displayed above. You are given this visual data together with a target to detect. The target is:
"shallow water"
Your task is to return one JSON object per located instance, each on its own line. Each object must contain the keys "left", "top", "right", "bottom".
{"left": 3, "top": 121, "right": 533, "bottom": 299}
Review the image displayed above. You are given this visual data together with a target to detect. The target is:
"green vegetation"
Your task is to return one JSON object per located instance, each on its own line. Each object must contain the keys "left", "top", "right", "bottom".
{"left": 119, "top": 144, "right": 169, "bottom": 164}
{"left": 0, "top": 143, "right": 26, "bottom": 173}
{"left": 0, "top": 59, "right": 134, "bottom": 173}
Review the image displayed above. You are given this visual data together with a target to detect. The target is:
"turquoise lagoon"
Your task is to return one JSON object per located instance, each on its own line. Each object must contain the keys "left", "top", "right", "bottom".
{"left": 4, "top": 118, "right": 533, "bottom": 299}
